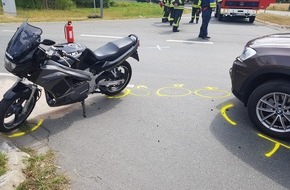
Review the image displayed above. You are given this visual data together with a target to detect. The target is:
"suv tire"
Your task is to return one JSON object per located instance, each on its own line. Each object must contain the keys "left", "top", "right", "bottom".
{"left": 247, "top": 80, "right": 290, "bottom": 139}
{"left": 249, "top": 16, "right": 255, "bottom": 23}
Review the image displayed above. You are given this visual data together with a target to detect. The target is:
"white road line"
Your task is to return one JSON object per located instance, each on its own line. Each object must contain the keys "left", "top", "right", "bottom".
{"left": 80, "top": 34, "right": 122, "bottom": 39}
{"left": 0, "top": 73, "right": 14, "bottom": 77}
{"left": 143, "top": 46, "right": 170, "bottom": 50}
{"left": 2, "top": 30, "right": 15, "bottom": 32}
{"left": 167, "top": 39, "right": 213, "bottom": 45}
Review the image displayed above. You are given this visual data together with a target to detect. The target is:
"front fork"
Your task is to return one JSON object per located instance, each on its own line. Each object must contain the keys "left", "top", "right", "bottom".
{"left": 22, "top": 84, "right": 40, "bottom": 114}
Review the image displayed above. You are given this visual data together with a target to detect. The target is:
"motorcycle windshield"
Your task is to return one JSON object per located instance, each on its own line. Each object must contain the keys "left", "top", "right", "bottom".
{"left": 6, "top": 22, "right": 42, "bottom": 62}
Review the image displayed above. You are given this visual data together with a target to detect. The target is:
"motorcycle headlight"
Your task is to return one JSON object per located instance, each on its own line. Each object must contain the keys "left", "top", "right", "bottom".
{"left": 238, "top": 47, "right": 256, "bottom": 61}
{"left": 4, "top": 56, "right": 17, "bottom": 72}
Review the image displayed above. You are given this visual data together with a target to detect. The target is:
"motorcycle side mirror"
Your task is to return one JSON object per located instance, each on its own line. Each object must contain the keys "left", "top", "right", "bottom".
{"left": 41, "top": 39, "right": 56, "bottom": 46}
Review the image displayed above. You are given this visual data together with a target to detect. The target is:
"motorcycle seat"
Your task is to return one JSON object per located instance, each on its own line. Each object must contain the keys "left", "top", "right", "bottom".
{"left": 93, "top": 36, "right": 135, "bottom": 61}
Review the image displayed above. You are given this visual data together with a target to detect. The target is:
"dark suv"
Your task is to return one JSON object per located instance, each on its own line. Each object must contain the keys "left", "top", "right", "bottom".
{"left": 230, "top": 33, "right": 290, "bottom": 139}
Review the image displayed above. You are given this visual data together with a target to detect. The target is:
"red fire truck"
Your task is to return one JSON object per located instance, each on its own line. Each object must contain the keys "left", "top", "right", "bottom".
{"left": 215, "top": 0, "right": 276, "bottom": 23}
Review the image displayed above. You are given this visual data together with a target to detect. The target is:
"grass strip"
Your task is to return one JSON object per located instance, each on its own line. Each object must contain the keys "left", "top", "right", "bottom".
{"left": 0, "top": 2, "right": 164, "bottom": 23}
{"left": 16, "top": 149, "right": 69, "bottom": 190}
{"left": 257, "top": 13, "right": 290, "bottom": 27}
{"left": 0, "top": 152, "right": 8, "bottom": 176}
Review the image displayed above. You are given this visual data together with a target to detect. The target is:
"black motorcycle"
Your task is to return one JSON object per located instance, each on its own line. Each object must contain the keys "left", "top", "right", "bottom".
{"left": 0, "top": 22, "right": 139, "bottom": 132}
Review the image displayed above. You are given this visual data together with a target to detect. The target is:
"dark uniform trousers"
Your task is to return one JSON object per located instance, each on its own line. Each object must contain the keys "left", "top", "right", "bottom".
{"left": 199, "top": 7, "right": 212, "bottom": 37}
{"left": 169, "top": 6, "right": 175, "bottom": 25}
{"left": 162, "top": 5, "right": 170, "bottom": 22}
{"left": 190, "top": 7, "right": 200, "bottom": 23}
{"left": 172, "top": 8, "right": 183, "bottom": 31}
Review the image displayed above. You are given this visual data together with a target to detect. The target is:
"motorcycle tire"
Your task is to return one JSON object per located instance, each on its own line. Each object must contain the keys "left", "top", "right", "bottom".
{"left": 0, "top": 95, "right": 36, "bottom": 133}
{"left": 99, "top": 61, "right": 132, "bottom": 96}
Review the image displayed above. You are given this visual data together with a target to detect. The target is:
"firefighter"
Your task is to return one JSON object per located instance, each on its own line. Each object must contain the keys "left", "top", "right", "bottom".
{"left": 169, "top": 0, "right": 175, "bottom": 25}
{"left": 172, "top": 0, "right": 185, "bottom": 32}
{"left": 198, "top": 0, "right": 216, "bottom": 39}
{"left": 189, "top": 0, "right": 201, "bottom": 24}
{"left": 162, "top": 0, "right": 170, "bottom": 22}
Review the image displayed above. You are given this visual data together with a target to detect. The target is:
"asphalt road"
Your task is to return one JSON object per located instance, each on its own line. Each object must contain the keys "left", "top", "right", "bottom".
{"left": 1, "top": 15, "right": 290, "bottom": 189}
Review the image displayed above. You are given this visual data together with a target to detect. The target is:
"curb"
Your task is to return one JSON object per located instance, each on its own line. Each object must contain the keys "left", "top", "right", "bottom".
{"left": 0, "top": 138, "right": 29, "bottom": 190}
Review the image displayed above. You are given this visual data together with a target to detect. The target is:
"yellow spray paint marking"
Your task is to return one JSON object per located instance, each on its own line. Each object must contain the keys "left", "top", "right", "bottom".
{"left": 258, "top": 133, "right": 290, "bottom": 157}
{"left": 107, "top": 88, "right": 131, "bottom": 99}
{"left": 106, "top": 85, "right": 230, "bottom": 98}
{"left": 220, "top": 104, "right": 237, "bottom": 126}
{"left": 156, "top": 84, "right": 192, "bottom": 97}
{"left": 3, "top": 119, "right": 44, "bottom": 138}
{"left": 130, "top": 85, "right": 151, "bottom": 97}
{"left": 195, "top": 87, "right": 231, "bottom": 99}
{"left": 107, "top": 85, "right": 150, "bottom": 99}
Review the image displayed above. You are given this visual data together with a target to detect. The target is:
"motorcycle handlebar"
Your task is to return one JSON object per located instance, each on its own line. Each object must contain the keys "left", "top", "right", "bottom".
{"left": 53, "top": 49, "right": 80, "bottom": 63}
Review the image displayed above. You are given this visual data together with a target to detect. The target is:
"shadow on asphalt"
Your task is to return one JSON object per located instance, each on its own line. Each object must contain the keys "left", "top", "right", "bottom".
{"left": 4, "top": 95, "right": 122, "bottom": 147}
{"left": 211, "top": 98, "right": 290, "bottom": 189}
{"left": 152, "top": 22, "right": 173, "bottom": 28}
{"left": 45, "top": 95, "right": 122, "bottom": 131}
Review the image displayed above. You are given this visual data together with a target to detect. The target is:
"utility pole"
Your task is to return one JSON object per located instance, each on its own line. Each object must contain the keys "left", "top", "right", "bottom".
{"left": 93, "top": 0, "right": 97, "bottom": 16}
{"left": 100, "top": 0, "right": 103, "bottom": 18}
{"left": 89, "top": 0, "right": 103, "bottom": 18}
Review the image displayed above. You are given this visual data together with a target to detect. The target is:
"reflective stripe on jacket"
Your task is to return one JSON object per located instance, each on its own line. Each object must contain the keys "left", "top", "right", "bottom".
{"left": 192, "top": 0, "right": 201, "bottom": 8}
{"left": 210, "top": 0, "right": 216, "bottom": 8}
{"left": 173, "top": 0, "right": 184, "bottom": 9}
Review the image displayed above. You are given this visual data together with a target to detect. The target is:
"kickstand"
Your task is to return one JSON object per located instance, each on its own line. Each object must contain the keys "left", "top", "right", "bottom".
{"left": 81, "top": 100, "right": 87, "bottom": 118}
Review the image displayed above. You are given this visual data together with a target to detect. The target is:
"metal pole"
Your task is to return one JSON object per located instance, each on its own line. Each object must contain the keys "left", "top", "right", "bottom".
{"left": 93, "top": 0, "right": 96, "bottom": 16}
{"left": 100, "top": 0, "right": 103, "bottom": 18}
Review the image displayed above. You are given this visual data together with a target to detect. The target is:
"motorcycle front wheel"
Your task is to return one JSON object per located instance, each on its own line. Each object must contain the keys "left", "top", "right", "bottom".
{"left": 0, "top": 95, "right": 36, "bottom": 133}
{"left": 99, "top": 61, "right": 132, "bottom": 96}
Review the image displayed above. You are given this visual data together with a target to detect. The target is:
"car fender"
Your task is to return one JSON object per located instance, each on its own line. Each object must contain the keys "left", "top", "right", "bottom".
{"left": 241, "top": 67, "right": 290, "bottom": 104}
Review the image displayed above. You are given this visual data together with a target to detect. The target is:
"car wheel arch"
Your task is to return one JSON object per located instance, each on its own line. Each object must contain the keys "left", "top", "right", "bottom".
{"left": 243, "top": 72, "right": 290, "bottom": 106}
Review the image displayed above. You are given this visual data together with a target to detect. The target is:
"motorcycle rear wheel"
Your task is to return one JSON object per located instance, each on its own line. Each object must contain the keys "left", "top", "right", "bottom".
{"left": 99, "top": 61, "right": 132, "bottom": 96}
{"left": 0, "top": 95, "right": 36, "bottom": 133}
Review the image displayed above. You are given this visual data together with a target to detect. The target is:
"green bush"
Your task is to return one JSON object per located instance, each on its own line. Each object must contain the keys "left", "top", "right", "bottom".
{"left": 49, "top": 0, "right": 76, "bottom": 9}
{"left": 72, "top": 0, "right": 114, "bottom": 8}
{"left": 15, "top": 0, "right": 113, "bottom": 9}
{"left": 16, "top": 0, "right": 43, "bottom": 9}
{"left": 15, "top": 0, "right": 76, "bottom": 9}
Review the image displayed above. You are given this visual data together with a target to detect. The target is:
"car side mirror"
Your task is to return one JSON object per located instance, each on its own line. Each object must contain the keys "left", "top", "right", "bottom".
{"left": 41, "top": 39, "right": 56, "bottom": 46}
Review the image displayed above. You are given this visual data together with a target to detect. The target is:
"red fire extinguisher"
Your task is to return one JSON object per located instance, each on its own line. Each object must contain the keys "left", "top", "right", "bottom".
{"left": 64, "top": 21, "right": 74, "bottom": 43}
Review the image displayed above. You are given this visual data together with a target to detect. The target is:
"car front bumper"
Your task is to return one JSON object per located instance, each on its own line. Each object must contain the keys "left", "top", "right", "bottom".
{"left": 230, "top": 58, "right": 250, "bottom": 104}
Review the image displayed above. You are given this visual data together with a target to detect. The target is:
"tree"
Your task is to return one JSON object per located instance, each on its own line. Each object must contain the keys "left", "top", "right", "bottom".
{"left": 15, "top": 0, "right": 75, "bottom": 9}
